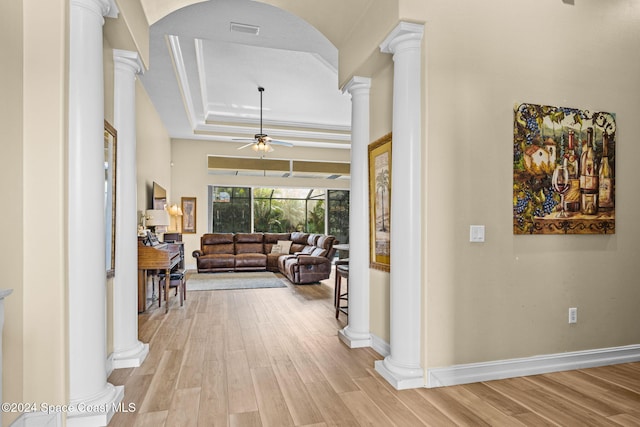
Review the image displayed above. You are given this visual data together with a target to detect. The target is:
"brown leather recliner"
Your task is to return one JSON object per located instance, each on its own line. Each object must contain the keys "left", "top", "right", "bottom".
{"left": 278, "top": 234, "right": 336, "bottom": 284}
{"left": 192, "top": 233, "right": 236, "bottom": 272}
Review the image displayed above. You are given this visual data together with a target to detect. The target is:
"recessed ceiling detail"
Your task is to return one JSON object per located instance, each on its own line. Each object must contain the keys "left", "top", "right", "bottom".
{"left": 141, "top": 0, "right": 352, "bottom": 150}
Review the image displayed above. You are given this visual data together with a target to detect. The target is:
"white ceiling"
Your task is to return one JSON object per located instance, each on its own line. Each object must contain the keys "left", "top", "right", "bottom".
{"left": 140, "top": 0, "right": 352, "bottom": 150}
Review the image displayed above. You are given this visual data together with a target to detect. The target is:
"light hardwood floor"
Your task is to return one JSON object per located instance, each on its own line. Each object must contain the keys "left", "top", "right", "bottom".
{"left": 108, "top": 271, "right": 640, "bottom": 426}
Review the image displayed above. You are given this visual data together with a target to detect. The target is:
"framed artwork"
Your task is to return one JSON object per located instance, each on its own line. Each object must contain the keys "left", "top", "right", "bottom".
{"left": 368, "top": 133, "right": 391, "bottom": 271}
{"left": 104, "top": 120, "right": 117, "bottom": 278}
{"left": 513, "top": 103, "right": 615, "bottom": 234}
{"left": 181, "top": 197, "right": 197, "bottom": 234}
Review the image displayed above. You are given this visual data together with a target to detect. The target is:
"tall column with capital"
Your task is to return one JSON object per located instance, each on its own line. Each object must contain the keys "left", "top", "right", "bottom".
{"left": 112, "top": 49, "right": 149, "bottom": 368}
{"left": 68, "top": 0, "right": 123, "bottom": 424}
{"left": 375, "top": 21, "right": 425, "bottom": 390}
{"left": 339, "top": 77, "right": 372, "bottom": 348}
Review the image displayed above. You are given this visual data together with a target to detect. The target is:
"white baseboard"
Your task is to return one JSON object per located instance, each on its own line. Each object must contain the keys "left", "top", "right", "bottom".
{"left": 370, "top": 333, "right": 390, "bottom": 358}
{"left": 10, "top": 412, "right": 61, "bottom": 427}
{"left": 427, "top": 344, "right": 640, "bottom": 388}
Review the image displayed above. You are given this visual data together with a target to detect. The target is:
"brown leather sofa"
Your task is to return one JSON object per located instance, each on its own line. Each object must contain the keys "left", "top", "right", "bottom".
{"left": 192, "top": 232, "right": 337, "bottom": 284}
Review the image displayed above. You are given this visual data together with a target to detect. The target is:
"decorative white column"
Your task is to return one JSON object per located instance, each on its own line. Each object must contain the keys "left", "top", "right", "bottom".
{"left": 375, "top": 21, "right": 425, "bottom": 390}
{"left": 112, "top": 49, "right": 149, "bottom": 369}
{"left": 68, "top": 0, "right": 123, "bottom": 425}
{"left": 339, "top": 76, "right": 372, "bottom": 348}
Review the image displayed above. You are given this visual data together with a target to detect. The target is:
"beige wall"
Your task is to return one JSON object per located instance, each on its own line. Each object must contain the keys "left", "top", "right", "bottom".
{"left": 1, "top": 1, "right": 25, "bottom": 425}
{"left": 419, "top": 0, "right": 640, "bottom": 368}
{"left": 4, "top": 1, "right": 70, "bottom": 425}
{"left": 368, "top": 62, "right": 394, "bottom": 343}
{"left": 170, "top": 139, "right": 350, "bottom": 268}
{"left": 136, "top": 81, "right": 172, "bottom": 215}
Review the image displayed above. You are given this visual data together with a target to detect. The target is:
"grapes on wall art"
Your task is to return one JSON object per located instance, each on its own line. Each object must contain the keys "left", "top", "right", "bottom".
{"left": 513, "top": 103, "right": 615, "bottom": 234}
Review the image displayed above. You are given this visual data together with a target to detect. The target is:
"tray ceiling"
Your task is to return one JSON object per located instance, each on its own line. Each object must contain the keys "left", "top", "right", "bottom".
{"left": 139, "top": 0, "right": 353, "bottom": 150}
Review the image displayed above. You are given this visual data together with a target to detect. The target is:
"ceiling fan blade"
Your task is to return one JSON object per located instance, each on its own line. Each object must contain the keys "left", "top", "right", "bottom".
{"left": 233, "top": 138, "right": 256, "bottom": 142}
{"left": 237, "top": 142, "right": 255, "bottom": 150}
{"left": 269, "top": 139, "right": 294, "bottom": 147}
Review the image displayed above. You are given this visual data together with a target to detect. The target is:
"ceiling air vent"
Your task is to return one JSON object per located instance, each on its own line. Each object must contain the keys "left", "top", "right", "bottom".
{"left": 230, "top": 22, "right": 260, "bottom": 36}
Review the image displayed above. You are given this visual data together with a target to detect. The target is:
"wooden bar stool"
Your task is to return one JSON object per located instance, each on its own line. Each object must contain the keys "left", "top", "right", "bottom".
{"left": 334, "top": 263, "right": 349, "bottom": 318}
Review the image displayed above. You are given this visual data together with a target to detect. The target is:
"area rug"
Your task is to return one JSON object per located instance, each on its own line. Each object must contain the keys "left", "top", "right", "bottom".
{"left": 186, "top": 271, "right": 287, "bottom": 291}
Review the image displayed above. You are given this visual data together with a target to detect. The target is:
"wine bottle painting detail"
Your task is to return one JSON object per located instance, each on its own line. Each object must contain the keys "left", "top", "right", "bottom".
{"left": 513, "top": 103, "right": 615, "bottom": 235}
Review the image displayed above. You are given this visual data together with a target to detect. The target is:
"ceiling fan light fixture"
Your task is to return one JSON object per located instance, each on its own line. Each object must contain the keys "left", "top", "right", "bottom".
{"left": 230, "top": 22, "right": 260, "bottom": 36}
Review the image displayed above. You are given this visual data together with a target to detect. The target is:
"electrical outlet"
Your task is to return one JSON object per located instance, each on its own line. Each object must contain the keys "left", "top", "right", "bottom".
{"left": 568, "top": 307, "right": 577, "bottom": 324}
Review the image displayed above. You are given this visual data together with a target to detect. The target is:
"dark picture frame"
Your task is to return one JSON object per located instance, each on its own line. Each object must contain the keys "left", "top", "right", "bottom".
{"left": 181, "top": 197, "right": 197, "bottom": 234}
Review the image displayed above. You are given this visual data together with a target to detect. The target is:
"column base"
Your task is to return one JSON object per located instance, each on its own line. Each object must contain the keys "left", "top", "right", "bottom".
{"left": 112, "top": 341, "right": 149, "bottom": 369}
{"left": 338, "top": 326, "right": 371, "bottom": 348}
{"left": 375, "top": 356, "right": 425, "bottom": 390}
{"left": 67, "top": 383, "right": 124, "bottom": 426}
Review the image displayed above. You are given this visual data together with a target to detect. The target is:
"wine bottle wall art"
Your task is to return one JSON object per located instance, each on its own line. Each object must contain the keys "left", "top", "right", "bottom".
{"left": 513, "top": 103, "right": 615, "bottom": 235}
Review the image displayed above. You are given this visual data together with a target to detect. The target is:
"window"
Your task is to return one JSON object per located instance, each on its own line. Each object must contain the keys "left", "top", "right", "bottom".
{"left": 253, "top": 188, "right": 326, "bottom": 233}
{"left": 209, "top": 185, "right": 349, "bottom": 240}
{"left": 211, "top": 187, "right": 251, "bottom": 233}
{"left": 328, "top": 190, "right": 349, "bottom": 245}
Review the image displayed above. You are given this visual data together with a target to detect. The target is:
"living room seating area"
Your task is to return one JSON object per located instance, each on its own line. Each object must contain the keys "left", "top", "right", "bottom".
{"left": 192, "top": 232, "right": 337, "bottom": 284}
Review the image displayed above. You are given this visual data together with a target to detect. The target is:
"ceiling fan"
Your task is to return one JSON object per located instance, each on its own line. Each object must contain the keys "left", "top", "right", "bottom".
{"left": 235, "top": 86, "right": 294, "bottom": 153}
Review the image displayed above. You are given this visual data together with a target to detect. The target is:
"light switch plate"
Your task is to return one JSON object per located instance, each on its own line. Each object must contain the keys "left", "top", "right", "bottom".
{"left": 470, "top": 225, "right": 485, "bottom": 242}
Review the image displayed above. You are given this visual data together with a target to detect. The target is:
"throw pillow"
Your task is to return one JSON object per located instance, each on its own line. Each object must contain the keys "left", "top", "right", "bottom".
{"left": 277, "top": 240, "right": 293, "bottom": 254}
{"left": 270, "top": 244, "right": 283, "bottom": 254}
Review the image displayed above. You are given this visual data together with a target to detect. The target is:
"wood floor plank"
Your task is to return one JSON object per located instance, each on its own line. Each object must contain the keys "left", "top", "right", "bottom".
{"left": 251, "top": 366, "right": 295, "bottom": 427}
{"left": 418, "top": 387, "right": 493, "bottom": 427}
{"left": 439, "top": 384, "right": 527, "bottom": 426}
{"left": 582, "top": 364, "right": 640, "bottom": 394}
{"left": 226, "top": 350, "right": 259, "bottom": 414}
{"left": 138, "top": 349, "right": 183, "bottom": 413}
{"left": 225, "top": 316, "right": 245, "bottom": 353}
{"left": 177, "top": 339, "right": 206, "bottom": 389}
{"left": 165, "top": 387, "right": 200, "bottom": 427}
{"left": 271, "top": 357, "right": 324, "bottom": 425}
{"left": 339, "top": 390, "right": 395, "bottom": 427}
{"left": 368, "top": 374, "right": 456, "bottom": 427}
{"left": 485, "top": 377, "right": 620, "bottom": 426}
{"left": 278, "top": 334, "right": 326, "bottom": 384}
{"left": 549, "top": 370, "right": 640, "bottom": 417}
{"left": 301, "top": 337, "right": 359, "bottom": 394}
{"left": 609, "top": 413, "right": 640, "bottom": 426}
{"left": 524, "top": 373, "right": 623, "bottom": 417}
{"left": 204, "top": 323, "right": 226, "bottom": 362}
{"left": 353, "top": 376, "right": 426, "bottom": 426}
{"left": 229, "top": 411, "right": 263, "bottom": 427}
{"left": 303, "top": 380, "right": 359, "bottom": 426}
{"left": 197, "top": 360, "right": 228, "bottom": 426}
{"left": 462, "top": 381, "right": 532, "bottom": 417}
{"left": 133, "top": 410, "right": 167, "bottom": 427}
{"left": 241, "top": 324, "right": 271, "bottom": 369}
